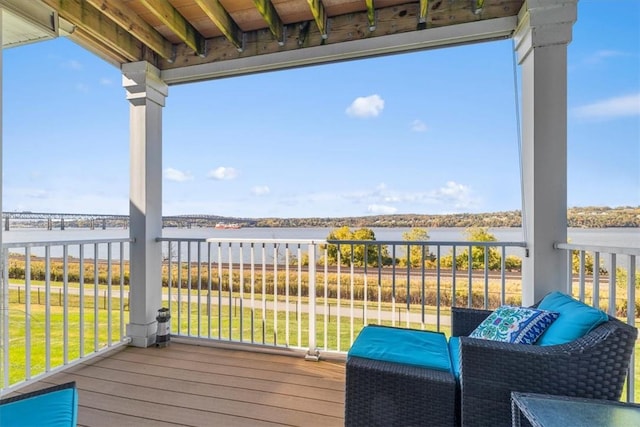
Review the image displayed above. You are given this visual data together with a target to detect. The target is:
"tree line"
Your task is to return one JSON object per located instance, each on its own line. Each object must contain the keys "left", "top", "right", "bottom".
{"left": 254, "top": 206, "right": 639, "bottom": 228}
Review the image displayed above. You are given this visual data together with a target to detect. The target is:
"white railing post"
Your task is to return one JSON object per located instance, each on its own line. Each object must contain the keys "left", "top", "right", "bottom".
{"left": 626, "top": 255, "right": 636, "bottom": 402}
{"left": 306, "top": 242, "right": 319, "bottom": 360}
{"left": 1, "top": 249, "right": 8, "bottom": 389}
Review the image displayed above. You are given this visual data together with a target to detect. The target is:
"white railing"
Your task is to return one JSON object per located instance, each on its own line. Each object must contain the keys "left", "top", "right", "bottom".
{"left": 0, "top": 238, "right": 133, "bottom": 394}
{"left": 158, "top": 237, "right": 526, "bottom": 356}
{"left": 555, "top": 242, "right": 639, "bottom": 402}
{"left": 4, "top": 236, "right": 635, "bottom": 399}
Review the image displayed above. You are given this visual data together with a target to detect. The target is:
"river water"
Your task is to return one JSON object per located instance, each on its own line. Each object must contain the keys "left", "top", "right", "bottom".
{"left": 2, "top": 227, "right": 637, "bottom": 269}
{"left": 3, "top": 226, "right": 638, "bottom": 246}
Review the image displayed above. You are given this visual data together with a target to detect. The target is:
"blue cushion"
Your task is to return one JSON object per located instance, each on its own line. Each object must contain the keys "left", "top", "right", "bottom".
{"left": 536, "top": 291, "right": 609, "bottom": 346}
{"left": 469, "top": 305, "right": 559, "bottom": 344}
{"left": 0, "top": 382, "right": 78, "bottom": 427}
{"left": 348, "top": 325, "right": 452, "bottom": 373}
{"left": 448, "top": 336, "right": 461, "bottom": 381}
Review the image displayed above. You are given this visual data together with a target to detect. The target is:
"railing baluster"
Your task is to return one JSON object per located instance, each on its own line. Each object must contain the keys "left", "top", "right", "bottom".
{"left": 593, "top": 252, "right": 600, "bottom": 310}
{"left": 350, "top": 244, "right": 355, "bottom": 343}
{"left": 391, "top": 245, "right": 396, "bottom": 327}
{"left": 500, "top": 246, "right": 506, "bottom": 305}
{"left": 79, "top": 245, "right": 85, "bottom": 358}
{"left": 336, "top": 247, "right": 342, "bottom": 352}
{"left": 197, "top": 242, "right": 202, "bottom": 338}
{"left": 452, "top": 246, "right": 457, "bottom": 307}
{"left": 218, "top": 243, "right": 223, "bottom": 340}
{"left": 467, "top": 244, "right": 473, "bottom": 308}
{"left": 107, "top": 243, "right": 113, "bottom": 347}
{"left": 406, "top": 243, "right": 411, "bottom": 329}
{"left": 2, "top": 248, "right": 9, "bottom": 388}
{"left": 25, "top": 247, "right": 31, "bottom": 380}
{"left": 207, "top": 242, "right": 212, "bottom": 339}
{"left": 307, "top": 243, "right": 317, "bottom": 358}
{"left": 626, "top": 255, "right": 636, "bottom": 402}
{"left": 177, "top": 242, "right": 182, "bottom": 336}
{"left": 167, "top": 241, "right": 172, "bottom": 332}
{"left": 420, "top": 244, "right": 426, "bottom": 329}
{"left": 579, "top": 250, "right": 586, "bottom": 302}
{"left": 436, "top": 245, "right": 441, "bottom": 331}
{"left": 261, "top": 243, "right": 266, "bottom": 345}
{"left": 609, "top": 253, "right": 617, "bottom": 316}
{"left": 93, "top": 243, "right": 99, "bottom": 352}
{"left": 228, "top": 242, "right": 233, "bottom": 341}
{"left": 45, "top": 247, "right": 51, "bottom": 372}
{"left": 250, "top": 243, "right": 255, "bottom": 344}
{"left": 272, "top": 242, "right": 278, "bottom": 346}
{"left": 239, "top": 243, "right": 244, "bottom": 342}
{"left": 187, "top": 243, "right": 192, "bottom": 336}
{"left": 62, "top": 245, "right": 68, "bottom": 364}
{"left": 483, "top": 246, "right": 489, "bottom": 309}
{"left": 119, "top": 241, "right": 125, "bottom": 341}
{"left": 323, "top": 245, "right": 329, "bottom": 352}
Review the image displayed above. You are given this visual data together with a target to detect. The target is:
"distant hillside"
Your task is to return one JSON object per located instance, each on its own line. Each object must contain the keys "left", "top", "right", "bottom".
{"left": 164, "top": 206, "right": 640, "bottom": 229}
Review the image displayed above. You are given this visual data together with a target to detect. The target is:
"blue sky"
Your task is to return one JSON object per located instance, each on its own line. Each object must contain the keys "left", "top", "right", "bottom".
{"left": 2, "top": 0, "right": 639, "bottom": 218}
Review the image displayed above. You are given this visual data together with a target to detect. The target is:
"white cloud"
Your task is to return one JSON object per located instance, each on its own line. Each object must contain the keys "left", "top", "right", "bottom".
{"left": 99, "top": 77, "right": 113, "bottom": 86}
{"left": 345, "top": 94, "right": 385, "bottom": 118}
{"left": 584, "top": 49, "right": 626, "bottom": 65}
{"left": 75, "top": 83, "right": 89, "bottom": 93}
{"left": 62, "top": 59, "right": 83, "bottom": 70}
{"left": 411, "top": 119, "right": 428, "bottom": 132}
{"left": 207, "top": 166, "right": 238, "bottom": 181}
{"left": 434, "top": 181, "right": 476, "bottom": 210}
{"left": 164, "top": 167, "right": 193, "bottom": 182}
{"left": 573, "top": 93, "right": 640, "bottom": 119}
{"left": 367, "top": 204, "right": 398, "bottom": 214}
{"left": 251, "top": 185, "right": 270, "bottom": 196}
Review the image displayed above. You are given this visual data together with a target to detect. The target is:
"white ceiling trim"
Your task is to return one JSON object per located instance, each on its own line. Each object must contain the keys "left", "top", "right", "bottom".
{"left": 162, "top": 16, "right": 518, "bottom": 86}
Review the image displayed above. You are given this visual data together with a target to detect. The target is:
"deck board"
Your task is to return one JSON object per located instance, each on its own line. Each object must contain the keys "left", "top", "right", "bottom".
{"left": 11, "top": 343, "right": 345, "bottom": 426}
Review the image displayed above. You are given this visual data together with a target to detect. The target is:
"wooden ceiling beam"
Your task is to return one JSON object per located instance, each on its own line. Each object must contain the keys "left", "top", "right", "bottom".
{"left": 307, "top": 0, "right": 327, "bottom": 39}
{"left": 253, "top": 0, "right": 285, "bottom": 45}
{"left": 43, "top": 0, "right": 143, "bottom": 62}
{"left": 138, "top": 0, "right": 206, "bottom": 56}
{"left": 85, "top": 0, "right": 174, "bottom": 61}
{"left": 365, "top": 0, "right": 376, "bottom": 31}
{"left": 193, "top": 0, "right": 243, "bottom": 52}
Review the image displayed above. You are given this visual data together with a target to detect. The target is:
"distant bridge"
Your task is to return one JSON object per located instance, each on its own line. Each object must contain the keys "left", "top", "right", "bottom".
{"left": 1, "top": 212, "right": 244, "bottom": 231}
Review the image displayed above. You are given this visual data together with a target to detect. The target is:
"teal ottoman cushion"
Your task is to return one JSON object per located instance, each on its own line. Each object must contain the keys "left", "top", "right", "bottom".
{"left": 0, "top": 382, "right": 78, "bottom": 427}
{"left": 536, "top": 291, "right": 609, "bottom": 346}
{"left": 348, "top": 325, "right": 452, "bottom": 373}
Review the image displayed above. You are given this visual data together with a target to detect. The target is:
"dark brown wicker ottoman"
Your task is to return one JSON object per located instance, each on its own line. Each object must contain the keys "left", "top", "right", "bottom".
{"left": 345, "top": 351, "right": 456, "bottom": 426}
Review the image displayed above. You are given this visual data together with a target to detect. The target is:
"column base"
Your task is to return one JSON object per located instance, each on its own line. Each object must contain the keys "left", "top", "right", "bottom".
{"left": 126, "top": 321, "right": 157, "bottom": 348}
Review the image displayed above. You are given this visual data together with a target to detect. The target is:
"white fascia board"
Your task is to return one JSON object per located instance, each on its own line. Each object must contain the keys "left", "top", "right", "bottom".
{"left": 162, "top": 16, "right": 517, "bottom": 86}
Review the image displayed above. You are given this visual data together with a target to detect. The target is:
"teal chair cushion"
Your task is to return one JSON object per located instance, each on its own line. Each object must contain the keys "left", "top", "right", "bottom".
{"left": 348, "top": 325, "right": 452, "bottom": 373}
{"left": 0, "top": 382, "right": 78, "bottom": 427}
{"left": 448, "top": 336, "right": 461, "bottom": 381}
{"left": 536, "top": 291, "right": 609, "bottom": 346}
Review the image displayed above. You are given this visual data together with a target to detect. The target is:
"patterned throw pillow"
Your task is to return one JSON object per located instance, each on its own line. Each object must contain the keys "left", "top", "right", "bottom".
{"left": 469, "top": 306, "right": 559, "bottom": 344}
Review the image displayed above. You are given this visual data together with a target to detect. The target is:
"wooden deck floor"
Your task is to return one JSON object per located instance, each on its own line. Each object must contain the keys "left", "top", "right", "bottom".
{"left": 12, "top": 342, "right": 346, "bottom": 426}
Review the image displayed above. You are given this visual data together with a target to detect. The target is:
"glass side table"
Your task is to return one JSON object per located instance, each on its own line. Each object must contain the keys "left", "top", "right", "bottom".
{"left": 511, "top": 392, "right": 640, "bottom": 427}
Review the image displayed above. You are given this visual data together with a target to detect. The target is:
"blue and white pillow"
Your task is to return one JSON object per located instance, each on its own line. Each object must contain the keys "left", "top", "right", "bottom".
{"left": 469, "top": 306, "right": 559, "bottom": 344}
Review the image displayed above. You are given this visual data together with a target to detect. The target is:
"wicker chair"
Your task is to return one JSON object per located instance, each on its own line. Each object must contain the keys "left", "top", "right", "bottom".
{"left": 451, "top": 307, "right": 638, "bottom": 427}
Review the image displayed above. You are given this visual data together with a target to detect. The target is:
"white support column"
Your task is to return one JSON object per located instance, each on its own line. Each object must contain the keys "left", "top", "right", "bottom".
{"left": 0, "top": 8, "right": 6, "bottom": 386}
{"left": 515, "top": 0, "right": 578, "bottom": 305}
{"left": 122, "top": 62, "right": 168, "bottom": 347}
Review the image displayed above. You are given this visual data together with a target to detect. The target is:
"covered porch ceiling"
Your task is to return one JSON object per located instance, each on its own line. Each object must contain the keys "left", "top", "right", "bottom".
{"left": 10, "top": 0, "right": 524, "bottom": 84}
